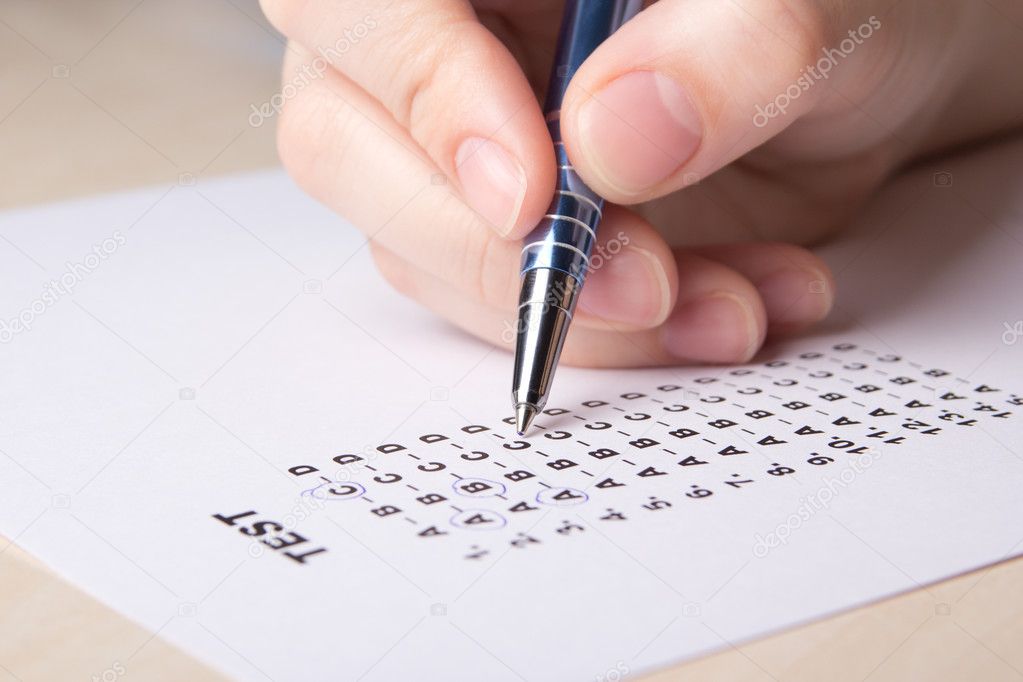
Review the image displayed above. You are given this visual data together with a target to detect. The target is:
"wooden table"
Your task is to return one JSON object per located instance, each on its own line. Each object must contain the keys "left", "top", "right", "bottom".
{"left": 2, "top": 2, "right": 1021, "bottom": 680}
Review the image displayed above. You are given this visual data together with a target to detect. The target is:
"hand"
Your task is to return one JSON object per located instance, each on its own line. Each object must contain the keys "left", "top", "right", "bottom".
{"left": 260, "top": 0, "right": 1020, "bottom": 367}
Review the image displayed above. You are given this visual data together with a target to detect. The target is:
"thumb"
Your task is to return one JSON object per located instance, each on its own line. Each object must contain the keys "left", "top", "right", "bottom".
{"left": 560, "top": 0, "right": 872, "bottom": 203}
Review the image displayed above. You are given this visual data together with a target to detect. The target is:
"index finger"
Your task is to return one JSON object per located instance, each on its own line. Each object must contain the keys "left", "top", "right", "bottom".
{"left": 260, "top": 0, "right": 555, "bottom": 238}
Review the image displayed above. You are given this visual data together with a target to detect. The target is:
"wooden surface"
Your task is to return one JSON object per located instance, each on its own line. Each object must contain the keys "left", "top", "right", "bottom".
{"left": 1, "top": 2, "right": 1021, "bottom": 680}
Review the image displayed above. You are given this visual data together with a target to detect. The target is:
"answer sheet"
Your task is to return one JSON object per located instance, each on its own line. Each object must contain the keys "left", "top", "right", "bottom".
{"left": 1, "top": 137, "right": 1022, "bottom": 681}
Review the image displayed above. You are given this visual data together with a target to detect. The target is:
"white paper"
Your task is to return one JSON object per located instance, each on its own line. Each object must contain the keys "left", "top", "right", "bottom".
{"left": 2, "top": 137, "right": 1022, "bottom": 682}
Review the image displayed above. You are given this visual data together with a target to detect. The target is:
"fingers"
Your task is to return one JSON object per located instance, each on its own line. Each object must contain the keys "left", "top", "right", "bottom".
{"left": 573, "top": 205, "right": 678, "bottom": 330}
{"left": 277, "top": 45, "right": 676, "bottom": 330}
{"left": 261, "top": 0, "right": 554, "bottom": 237}
{"left": 561, "top": 0, "right": 838, "bottom": 204}
{"left": 659, "top": 252, "right": 766, "bottom": 365}
{"left": 277, "top": 43, "right": 517, "bottom": 310}
{"left": 267, "top": 4, "right": 842, "bottom": 368}
{"left": 692, "top": 242, "right": 834, "bottom": 335}
{"left": 372, "top": 234, "right": 834, "bottom": 368}
{"left": 371, "top": 241, "right": 812, "bottom": 368}
{"left": 367, "top": 243, "right": 692, "bottom": 368}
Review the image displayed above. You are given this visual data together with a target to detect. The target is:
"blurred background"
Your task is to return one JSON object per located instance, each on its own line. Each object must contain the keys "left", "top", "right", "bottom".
{"left": 0, "top": 0, "right": 283, "bottom": 209}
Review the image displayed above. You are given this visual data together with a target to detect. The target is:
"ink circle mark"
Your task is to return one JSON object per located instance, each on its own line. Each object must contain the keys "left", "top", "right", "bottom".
{"left": 304, "top": 481, "right": 366, "bottom": 501}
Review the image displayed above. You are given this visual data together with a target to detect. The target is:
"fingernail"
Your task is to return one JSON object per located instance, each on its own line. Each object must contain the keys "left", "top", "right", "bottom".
{"left": 756, "top": 268, "right": 834, "bottom": 328}
{"left": 577, "top": 71, "right": 702, "bottom": 196}
{"left": 662, "top": 292, "right": 760, "bottom": 363}
{"left": 455, "top": 137, "right": 526, "bottom": 236}
{"left": 578, "top": 245, "right": 671, "bottom": 327}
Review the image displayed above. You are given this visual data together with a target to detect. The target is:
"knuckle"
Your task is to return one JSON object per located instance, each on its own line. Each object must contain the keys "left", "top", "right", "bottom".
{"left": 394, "top": 47, "right": 446, "bottom": 133}
{"left": 275, "top": 86, "right": 325, "bottom": 195}
{"left": 276, "top": 80, "right": 359, "bottom": 208}
{"left": 390, "top": 19, "right": 488, "bottom": 135}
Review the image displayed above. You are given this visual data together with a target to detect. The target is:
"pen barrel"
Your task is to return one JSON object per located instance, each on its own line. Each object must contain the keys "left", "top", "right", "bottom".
{"left": 512, "top": 0, "right": 642, "bottom": 421}
{"left": 519, "top": 0, "right": 643, "bottom": 284}
{"left": 519, "top": 144, "right": 603, "bottom": 282}
{"left": 541, "top": 0, "right": 644, "bottom": 113}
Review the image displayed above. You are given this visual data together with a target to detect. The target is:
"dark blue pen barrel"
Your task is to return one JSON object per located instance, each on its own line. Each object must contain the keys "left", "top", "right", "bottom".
{"left": 519, "top": 0, "right": 642, "bottom": 283}
{"left": 541, "top": 0, "right": 643, "bottom": 112}
{"left": 520, "top": 118, "right": 604, "bottom": 281}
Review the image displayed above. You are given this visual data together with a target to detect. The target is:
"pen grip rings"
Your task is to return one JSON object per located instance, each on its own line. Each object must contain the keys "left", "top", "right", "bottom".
{"left": 520, "top": 114, "right": 605, "bottom": 283}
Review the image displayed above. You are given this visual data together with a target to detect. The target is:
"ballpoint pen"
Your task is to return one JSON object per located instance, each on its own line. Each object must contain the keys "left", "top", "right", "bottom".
{"left": 512, "top": 0, "right": 643, "bottom": 435}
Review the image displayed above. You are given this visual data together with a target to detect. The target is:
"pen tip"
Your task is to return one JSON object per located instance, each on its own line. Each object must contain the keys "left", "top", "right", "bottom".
{"left": 515, "top": 403, "right": 538, "bottom": 436}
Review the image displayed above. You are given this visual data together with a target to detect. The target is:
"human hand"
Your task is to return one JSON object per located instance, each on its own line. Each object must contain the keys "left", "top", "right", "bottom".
{"left": 261, "top": 0, "right": 1019, "bottom": 366}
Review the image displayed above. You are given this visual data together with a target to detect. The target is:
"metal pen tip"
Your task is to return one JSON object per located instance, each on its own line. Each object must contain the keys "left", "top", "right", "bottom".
{"left": 515, "top": 403, "right": 538, "bottom": 436}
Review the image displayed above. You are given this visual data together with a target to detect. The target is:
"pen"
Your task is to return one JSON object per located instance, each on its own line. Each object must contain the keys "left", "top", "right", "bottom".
{"left": 511, "top": 0, "right": 643, "bottom": 435}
